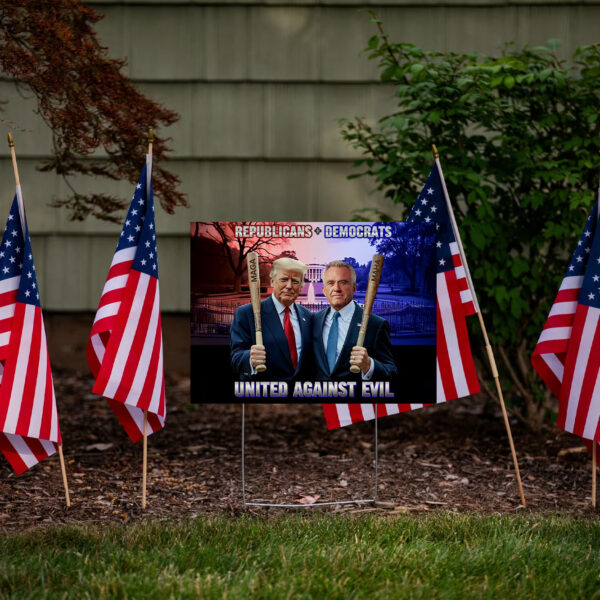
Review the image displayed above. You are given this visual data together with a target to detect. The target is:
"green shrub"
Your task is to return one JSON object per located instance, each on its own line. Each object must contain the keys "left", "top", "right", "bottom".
{"left": 341, "top": 15, "right": 600, "bottom": 426}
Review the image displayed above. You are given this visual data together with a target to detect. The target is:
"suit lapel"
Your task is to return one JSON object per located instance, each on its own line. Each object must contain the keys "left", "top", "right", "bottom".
{"left": 295, "top": 304, "right": 310, "bottom": 373}
{"left": 335, "top": 302, "right": 362, "bottom": 372}
{"left": 315, "top": 308, "right": 329, "bottom": 372}
{"left": 263, "top": 297, "right": 293, "bottom": 368}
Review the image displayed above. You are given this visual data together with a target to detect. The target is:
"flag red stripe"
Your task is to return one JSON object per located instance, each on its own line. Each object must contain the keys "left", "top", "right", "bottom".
{"left": 15, "top": 306, "right": 41, "bottom": 434}
{"left": 557, "top": 305, "right": 588, "bottom": 430}
{"left": 137, "top": 314, "right": 162, "bottom": 411}
{"left": 92, "top": 272, "right": 139, "bottom": 396}
{"left": 112, "top": 275, "right": 156, "bottom": 403}
{"left": 572, "top": 313, "right": 600, "bottom": 437}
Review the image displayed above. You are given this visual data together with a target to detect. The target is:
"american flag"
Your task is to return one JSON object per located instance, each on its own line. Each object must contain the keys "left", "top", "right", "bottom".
{"left": 532, "top": 197, "right": 600, "bottom": 442}
{"left": 323, "top": 160, "right": 480, "bottom": 429}
{"left": 87, "top": 156, "right": 165, "bottom": 442}
{"left": 0, "top": 191, "right": 61, "bottom": 474}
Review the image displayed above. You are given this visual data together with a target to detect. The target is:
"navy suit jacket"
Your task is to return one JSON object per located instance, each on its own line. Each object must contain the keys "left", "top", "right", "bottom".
{"left": 312, "top": 302, "right": 397, "bottom": 381}
{"left": 230, "top": 297, "right": 313, "bottom": 381}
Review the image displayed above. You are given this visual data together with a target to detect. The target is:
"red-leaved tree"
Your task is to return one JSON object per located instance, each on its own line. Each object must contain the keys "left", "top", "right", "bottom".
{"left": 0, "top": 0, "right": 186, "bottom": 221}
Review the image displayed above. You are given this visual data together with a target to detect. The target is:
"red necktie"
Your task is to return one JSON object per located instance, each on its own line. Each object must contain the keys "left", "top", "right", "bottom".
{"left": 283, "top": 307, "right": 298, "bottom": 370}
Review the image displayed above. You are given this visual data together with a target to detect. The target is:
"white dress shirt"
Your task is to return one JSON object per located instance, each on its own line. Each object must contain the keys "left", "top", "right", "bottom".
{"left": 322, "top": 301, "right": 374, "bottom": 379}
{"left": 251, "top": 294, "right": 302, "bottom": 374}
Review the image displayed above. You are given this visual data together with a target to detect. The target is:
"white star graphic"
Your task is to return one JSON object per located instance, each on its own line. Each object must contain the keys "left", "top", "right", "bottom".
{"left": 5, "top": 241, "right": 11, "bottom": 247}
{"left": 436, "top": 241, "right": 442, "bottom": 248}
{"left": 593, "top": 275, "right": 600, "bottom": 282}
{"left": 585, "top": 230, "right": 591, "bottom": 237}
{"left": 149, "top": 252, "right": 154, "bottom": 259}
{"left": 576, "top": 256, "right": 583, "bottom": 262}
{"left": 126, "top": 220, "right": 131, "bottom": 226}
{"left": 431, "top": 206, "right": 437, "bottom": 213}
{"left": 141, "top": 259, "right": 147, "bottom": 266}
{"left": 569, "top": 265, "right": 575, "bottom": 271}
{"left": 597, "top": 257, "right": 600, "bottom": 264}
{"left": 415, "top": 210, "right": 422, "bottom": 216}
{"left": 145, "top": 241, "right": 150, "bottom": 248}
{"left": 138, "top": 199, "right": 144, "bottom": 206}
{"left": 32, "top": 283, "right": 36, "bottom": 289}
{"left": 2, "top": 267, "right": 8, "bottom": 274}
{"left": 24, "top": 290, "right": 30, "bottom": 297}
{"left": 10, "top": 230, "right": 17, "bottom": 237}
{"left": 9, "top": 257, "right": 15, "bottom": 264}
{"left": 439, "top": 259, "right": 445, "bottom": 266}
{"left": 132, "top": 209, "right": 138, "bottom": 216}
{"left": 7, "top": 214, "right": 13, "bottom": 221}
{"left": 136, "top": 183, "right": 141, "bottom": 190}
{"left": 585, "top": 247, "right": 591, "bottom": 253}
{"left": 127, "top": 235, "right": 134, "bottom": 242}
{"left": 27, "top": 272, "right": 32, "bottom": 279}
{"left": 427, "top": 188, "right": 434, "bottom": 195}
{"left": 152, "top": 263, "right": 156, "bottom": 270}
{"left": 421, "top": 199, "right": 428, "bottom": 205}
{"left": 135, "top": 225, "right": 141, "bottom": 232}
{"left": 149, "top": 223, "right": 154, "bottom": 230}
{"left": 589, "top": 293, "right": 595, "bottom": 300}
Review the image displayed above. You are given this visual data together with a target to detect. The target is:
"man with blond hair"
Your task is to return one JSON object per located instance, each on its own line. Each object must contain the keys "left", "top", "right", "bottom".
{"left": 231, "top": 257, "right": 313, "bottom": 381}
{"left": 312, "top": 260, "right": 396, "bottom": 381}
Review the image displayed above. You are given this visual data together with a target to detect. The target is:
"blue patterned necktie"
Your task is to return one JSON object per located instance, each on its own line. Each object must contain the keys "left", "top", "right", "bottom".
{"left": 326, "top": 311, "right": 340, "bottom": 373}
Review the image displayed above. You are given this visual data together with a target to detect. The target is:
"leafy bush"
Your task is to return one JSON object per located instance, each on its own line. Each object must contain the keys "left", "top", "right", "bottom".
{"left": 341, "top": 15, "right": 600, "bottom": 426}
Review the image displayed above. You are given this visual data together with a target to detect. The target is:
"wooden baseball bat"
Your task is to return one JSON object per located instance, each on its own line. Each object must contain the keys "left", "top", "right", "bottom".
{"left": 350, "top": 253, "right": 385, "bottom": 374}
{"left": 247, "top": 251, "right": 267, "bottom": 372}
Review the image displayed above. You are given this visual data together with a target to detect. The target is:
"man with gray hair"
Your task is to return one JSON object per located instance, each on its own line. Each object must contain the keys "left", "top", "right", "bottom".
{"left": 312, "top": 260, "right": 396, "bottom": 381}
{"left": 231, "top": 257, "right": 313, "bottom": 381}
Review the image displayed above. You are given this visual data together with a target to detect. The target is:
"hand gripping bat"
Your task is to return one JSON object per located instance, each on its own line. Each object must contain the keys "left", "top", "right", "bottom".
{"left": 247, "top": 251, "right": 267, "bottom": 373}
{"left": 349, "top": 253, "right": 385, "bottom": 374}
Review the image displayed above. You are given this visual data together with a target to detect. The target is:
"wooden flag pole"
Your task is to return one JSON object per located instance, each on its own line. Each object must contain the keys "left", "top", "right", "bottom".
{"left": 142, "top": 410, "right": 148, "bottom": 509}
{"left": 7, "top": 133, "right": 71, "bottom": 507}
{"left": 140, "top": 129, "right": 153, "bottom": 510}
{"left": 433, "top": 145, "right": 527, "bottom": 507}
{"left": 593, "top": 442, "right": 597, "bottom": 509}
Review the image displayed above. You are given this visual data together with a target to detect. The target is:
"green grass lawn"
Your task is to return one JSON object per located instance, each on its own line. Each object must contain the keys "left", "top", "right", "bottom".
{"left": 1, "top": 514, "right": 599, "bottom": 599}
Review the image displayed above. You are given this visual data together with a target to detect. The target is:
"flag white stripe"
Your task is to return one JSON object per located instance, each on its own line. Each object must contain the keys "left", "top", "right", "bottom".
{"left": 542, "top": 353, "right": 564, "bottom": 381}
{"left": 40, "top": 438, "right": 56, "bottom": 454}
{"left": 27, "top": 321, "right": 47, "bottom": 439}
{"left": 4, "top": 305, "right": 34, "bottom": 433}
{"left": 565, "top": 307, "right": 599, "bottom": 432}
{"left": 335, "top": 404, "right": 352, "bottom": 427}
{"left": 361, "top": 404, "right": 375, "bottom": 420}
{"left": 101, "top": 274, "right": 128, "bottom": 295}
{"left": 126, "top": 279, "right": 159, "bottom": 407}
{"left": 459, "top": 289, "right": 472, "bottom": 304}
{"left": 0, "top": 276, "right": 19, "bottom": 294}
{"left": 583, "top": 368, "right": 600, "bottom": 440}
{"left": 103, "top": 275, "right": 150, "bottom": 398}
{"left": 111, "top": 246, "right": 136, "bottom": 267}
{"left": 49, "top": 384, "right": 58, "bottom": 443}
{"left": 449, "top": 242, "right": 459, "bottom": 255}
{"left": 436, "top": 359, "right": 444, "bottom": 402}
{"left": 4, "top": 433, "right": 39, "bottom": 468}
{"left": 94, "top": 301, "right": 121, "bottom": 323}
{"left": 437, "top": 272, "right": 469, "bottom": 397}
{"left": 0, "top": 303, "right": 16, "bottom": 321}
{"left": 455, "top": 266, "right": 465, "bottom": 279}
{"left": 538, "top": 327, "right": 573, "bottom": 343}
{"left": 559, "top": 276, "right": 584, "bottom": 291}
{"left": 91, "top": 333, "right": 105, "bottom": 363}
{"left": 0, "top": 330, "right": 11, "bottom": 347}
{"left": 148, "top": 338, "right": 164, "bottom": 415}
{"left": 549, "top": 301, "right": 578, "bottom": 317}
{"left": 383, "top": 404, "right": 399, "bottom": 415}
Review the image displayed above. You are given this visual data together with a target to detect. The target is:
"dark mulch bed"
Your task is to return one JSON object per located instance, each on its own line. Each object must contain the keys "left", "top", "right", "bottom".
{"left": 0, "top": 369, "right": 598, "bottom": 532}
